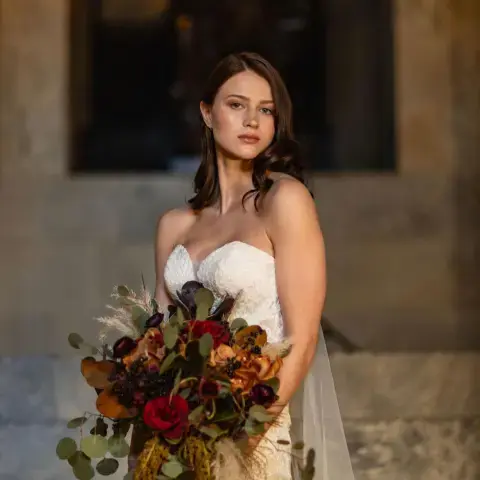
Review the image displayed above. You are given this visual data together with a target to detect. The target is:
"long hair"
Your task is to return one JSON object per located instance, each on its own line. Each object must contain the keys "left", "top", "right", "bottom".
{"left": 188, "top": 52, "right": 308, "bottom": 211}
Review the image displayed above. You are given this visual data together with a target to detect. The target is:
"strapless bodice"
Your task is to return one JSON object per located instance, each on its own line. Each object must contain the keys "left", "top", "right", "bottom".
{"left": 163, "top": 241, "right": 286, "bottom": 343}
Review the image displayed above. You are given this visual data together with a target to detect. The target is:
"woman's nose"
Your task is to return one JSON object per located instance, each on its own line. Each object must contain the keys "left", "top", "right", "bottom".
{"left": 244, "top": 110, "right": 259, "bottom": 128}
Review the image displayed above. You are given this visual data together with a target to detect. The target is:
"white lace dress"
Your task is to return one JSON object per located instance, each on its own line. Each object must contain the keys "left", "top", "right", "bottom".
{"left": 164, "top": 241, "right": 292, "bottom": 480}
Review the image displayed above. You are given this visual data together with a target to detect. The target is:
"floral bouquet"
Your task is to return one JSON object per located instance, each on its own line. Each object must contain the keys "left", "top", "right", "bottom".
{"left": 56, "top": 281, "right": 313, "bottom": 480}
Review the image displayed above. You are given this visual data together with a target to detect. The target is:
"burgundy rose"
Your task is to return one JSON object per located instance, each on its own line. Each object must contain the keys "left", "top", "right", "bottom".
{"left": 199, "top": 378, "right": 220, "bottom": 400}
{"left": 250, "top": 384, "right": 276, "bottom": 406}
{"left": 143, "top": 395, "right": 189, "bottom": 439}
{"left": 112, "top": 336, "right": 137, "bottom": 358}
{"left": 188, "top": 320, "right": 231, "bottom": 348}
{"left": 145, "top": 312, "right": 164, "bottom": 329}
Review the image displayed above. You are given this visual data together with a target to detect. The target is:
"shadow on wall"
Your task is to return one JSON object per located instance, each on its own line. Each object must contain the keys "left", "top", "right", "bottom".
{"left": 451, "top": 4, "right": 480, "bottom": 347}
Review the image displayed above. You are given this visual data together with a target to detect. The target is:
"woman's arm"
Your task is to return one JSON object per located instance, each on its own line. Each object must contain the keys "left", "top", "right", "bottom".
{"left": 153, "top": 208, "right": 193, "bottom": 306}
{"left": 265, "top": 179, "right": 326, "bottom": 415}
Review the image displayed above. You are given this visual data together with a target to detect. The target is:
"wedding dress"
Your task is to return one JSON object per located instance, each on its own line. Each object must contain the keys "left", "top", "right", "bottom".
{"left": 163, "top": 241, "right": 355, "bottom": 480}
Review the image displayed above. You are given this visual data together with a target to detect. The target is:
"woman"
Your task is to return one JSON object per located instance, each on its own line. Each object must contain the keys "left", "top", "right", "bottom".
{"left": 150, "top": 52, "right": 353, "bottom": 479}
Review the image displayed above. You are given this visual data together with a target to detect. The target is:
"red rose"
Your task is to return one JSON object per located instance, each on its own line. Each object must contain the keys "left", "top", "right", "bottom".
{"left": 143, "top": 395, "right": 189, "bottom": 439}
{"left": 188, "top": 320, "right": 231, "bottom": 348}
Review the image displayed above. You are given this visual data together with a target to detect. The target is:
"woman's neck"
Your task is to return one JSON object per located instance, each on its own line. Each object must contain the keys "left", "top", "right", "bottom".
{"left": 215, "top": 152, "right": 254, "bottom": 214}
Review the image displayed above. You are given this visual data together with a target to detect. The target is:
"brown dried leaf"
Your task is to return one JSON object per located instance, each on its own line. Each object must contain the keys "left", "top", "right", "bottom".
{"left": 96, "top": 389, "right": 137, "bottom": 419}
{"left": 81, "top": 358, "right": 115, "bottom": 389}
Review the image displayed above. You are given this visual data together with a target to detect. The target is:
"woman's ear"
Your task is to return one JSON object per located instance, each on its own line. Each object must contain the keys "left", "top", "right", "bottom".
{"left": 200, "top": 101, "right": 212, "bottom": 129}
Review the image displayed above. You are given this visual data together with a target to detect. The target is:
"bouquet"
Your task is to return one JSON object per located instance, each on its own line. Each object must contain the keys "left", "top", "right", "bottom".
{"left": 56, "top": 280, "right": 314, "bottom": 480}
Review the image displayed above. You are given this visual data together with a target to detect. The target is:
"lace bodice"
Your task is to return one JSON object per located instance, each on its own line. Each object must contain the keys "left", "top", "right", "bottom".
{"left": 164, "top": 241, "right": 286, "bottom": 343}
{"left": 164, "top": 240, "right": 292, "bottom": 479}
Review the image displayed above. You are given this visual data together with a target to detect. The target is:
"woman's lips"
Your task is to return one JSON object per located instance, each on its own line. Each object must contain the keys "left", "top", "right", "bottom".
{"left": 238, "top": 134, "right": 260, "bottom": 144}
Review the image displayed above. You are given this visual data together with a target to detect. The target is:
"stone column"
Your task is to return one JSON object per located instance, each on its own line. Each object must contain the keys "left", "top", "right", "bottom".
{"left": 0, "top": 0, "right": 70, "bottom": 181}
{"left": 394, "top": 0, "right": 455, "bottom": 174}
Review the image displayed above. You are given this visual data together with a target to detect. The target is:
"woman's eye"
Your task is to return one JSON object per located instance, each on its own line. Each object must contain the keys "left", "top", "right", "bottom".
{"left": 260, "top": 107, "right": 274, "bottom": 115}
{"left": 229, "top": 102, "right": 243, "bottom": 109}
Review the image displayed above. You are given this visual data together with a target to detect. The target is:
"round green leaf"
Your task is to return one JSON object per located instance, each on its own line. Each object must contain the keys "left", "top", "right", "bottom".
{"left": 117, "top": 285, "right": 130, "bottom": 297}
{"left": 292, "top": 441, "right": 305, "bottom": 450}
{"left": 68, "top": 333, "right": 84, "bottom": 349}
{"left": 230, "top": 318, "right": 248, "bottom": 331}
{"left": 80, "top": 435, "right": 109, "bottom": 459}
{"left": 73, "top": 460, "right": 95, "bottom": 480}
{"left": 198, "top": 333, "right": 213, "bottom": 357}
{"left": 194, "top": 288, "right": 215, "bottom": 320}
{"left": 96, "top": 458, "right": 119, "bottom": 476}
{"left": 68, "top": 451, "right": 91, "bottom": 468}
{"left": 164, "top": 324, "right": 179, "bottom": 349}
{"left": 249, "top": 405, "right": 274, "bottom": 423}
{"left": 56, "top": 437, "right": 77, "bottom": 460}
{"left": 159, "top": 351, "right": 177, "bottom": 374}
{"left": 108, "top": 434, "right": 130, "bottom": 458}
{"left": 67, "top": 416, "right": 88, "bottom": 429}
{"left": 162, "top": 460, "right": 184, "bottom": 478}
{"left": 265, "top": 377, "right": 280, "bottom": 394}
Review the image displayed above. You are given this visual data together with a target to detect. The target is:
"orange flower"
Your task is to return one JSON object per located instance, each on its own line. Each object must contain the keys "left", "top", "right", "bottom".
{"left": 234, "top": 326, "right": 267, "bottom": 349}
{"left": 123, "top": 328, "right": 165, "bottom": 369}
{"left": 230, "top": 351, "right": 283, "bottom": 394}
{"left": 208, "top": 344, "right": 236, "bottom": 367}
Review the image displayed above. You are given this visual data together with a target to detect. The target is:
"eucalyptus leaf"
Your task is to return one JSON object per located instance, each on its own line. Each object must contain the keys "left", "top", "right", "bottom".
{"left": 80, "top": 435, "right": 109, "bottom": 459}
{"left": 68, "top": 333, "right": 84, "bottom": 349}
{"left": 116, "top": 285, "right": 130, "bottom": 297}
{"left": 164, "top": 324, "right": 179, "bottom": 349}
{"left": 159, "top": 351, "right": 177, "bottom": 374}
{"left": 161, "top": 460, "right": 184, "bottom": 478}
{"left": 188, "top": 405, "right": 204, "bottom": 424}
{"left": 265, "top": 377, "right": 280, "bottom": 394}
{"left": 249, "top": 405, "right": 274, "bottom": 423}
{"left": 68, "top": 451, "right": 91, "bottom": 468}
{"left": 96, "top": 458, "right": 119, "bottom": 476}
{"left": 179, "top": 387, "right": 191, "bottom": 399}
{"left": 56, "top": 437, "right": 77, "bottom": 460}
{"left": 230, "top": 318, "right": 248, "bottom": 331}
{"left": 132, "top": 306, "right": 150, "bottom": 332}
{"left": 293, "top": 441, "right": 305, "bottom": 450}
{"left": 67, "top": 416, "right": 88, "bottom": 429}
{"left": 244, "top": 417, "right": 265, "bottom": 436}
{"left": 277, "top": 439, "right": 291, "bottom": 446}
{"left": 194, "top": 288, "right": 215, "bottom": 320}
{"left": 199, "top": 425, "right": 223, "bottom": 439}
{"left": 108, "top": 434, "right": 130, "bottom": 458}
{"left": 73, "top": 461, "right": 95, "bottom": 480}
{"left": 198, "top": 333, "right": 213, "bottom": 357}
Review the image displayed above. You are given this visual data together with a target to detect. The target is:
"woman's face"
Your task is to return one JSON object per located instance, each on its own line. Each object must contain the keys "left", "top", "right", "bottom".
{"left": 201, "top": 70, "right": 276, "bottom": 161}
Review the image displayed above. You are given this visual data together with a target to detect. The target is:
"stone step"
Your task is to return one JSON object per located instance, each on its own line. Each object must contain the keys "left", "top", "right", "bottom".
{"left": 1, "top": 353, "right": 479, "bottom": 479}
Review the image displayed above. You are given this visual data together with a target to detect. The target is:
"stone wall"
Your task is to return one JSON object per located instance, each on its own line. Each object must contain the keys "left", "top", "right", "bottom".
{"left": 0, "top": 0, "right": 479, "bottom": 355}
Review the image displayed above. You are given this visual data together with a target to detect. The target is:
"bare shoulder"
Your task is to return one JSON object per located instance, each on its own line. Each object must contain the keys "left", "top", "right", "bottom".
{"left": 264, "top": 175, "right": 316, "bottom": 218}
{"left": 156, "top": 206, "right": 195, "bottom": 246}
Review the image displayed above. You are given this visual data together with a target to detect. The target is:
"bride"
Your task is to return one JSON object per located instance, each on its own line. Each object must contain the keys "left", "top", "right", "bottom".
{"left": 148, "top": 52, "right": 354, "bottom": 479}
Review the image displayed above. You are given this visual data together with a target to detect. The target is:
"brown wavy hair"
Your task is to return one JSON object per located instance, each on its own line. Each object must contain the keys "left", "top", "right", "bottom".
{"left": 188, "top": 52, "right": 308, "bottom": 211}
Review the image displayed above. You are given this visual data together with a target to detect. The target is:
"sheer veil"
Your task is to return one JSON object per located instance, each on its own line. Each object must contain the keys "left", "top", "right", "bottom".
{"left": 290, "top": 329, "right": 355, "bottom": 479}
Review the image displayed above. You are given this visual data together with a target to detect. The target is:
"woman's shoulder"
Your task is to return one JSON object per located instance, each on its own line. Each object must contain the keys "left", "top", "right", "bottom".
{"left": 264, "top": 172, "right": 314, "bottom": 212}
{"left": 156, "top": 206, "right": 196, "bottom": 244}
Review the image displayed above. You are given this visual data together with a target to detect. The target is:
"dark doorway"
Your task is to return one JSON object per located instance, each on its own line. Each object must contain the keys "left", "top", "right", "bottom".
{"left": 69, "top": 0, "right": 395, "bottom": 173}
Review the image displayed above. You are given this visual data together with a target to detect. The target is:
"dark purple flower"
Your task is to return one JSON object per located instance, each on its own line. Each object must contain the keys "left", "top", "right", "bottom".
{"left": 199, "top": 378, "right": 220, "bottom": 400}
{"left": 112, "top": 336, "right": 137, "bottom": 359}
{"left": 250, "top": 384, "right": 276, "bottom": 406}
{"left": 145, "top": 312, "right": 164, "bottom": 329}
